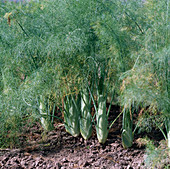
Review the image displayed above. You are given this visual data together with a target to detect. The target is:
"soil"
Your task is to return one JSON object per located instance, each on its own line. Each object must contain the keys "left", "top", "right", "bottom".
{"left": 0, "top": 106, "right": 164, "bottom": 169}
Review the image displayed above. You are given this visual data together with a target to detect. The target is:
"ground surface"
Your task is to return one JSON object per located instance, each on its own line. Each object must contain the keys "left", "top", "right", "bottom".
{"left": 0, "top": 106, "right": 164, "bottom": 169}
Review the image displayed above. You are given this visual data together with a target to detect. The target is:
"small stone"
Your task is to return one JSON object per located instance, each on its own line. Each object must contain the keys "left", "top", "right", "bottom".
{"left": 62, "top": 158, "right": 68, "bottom": 163}
{"left": 61, "top": 167, "right": 66, "bottom": 169}
{"left": 21, "top": 160, "right": 26, "bottom": 166}
{"left": 35, "top": 160, "right": 40, "bottom": 167}
{"left": 24, "top": 152, "right": 31, "bottom": 156}
{"left": 42, "top": 164, "right": 47, "bottom": 168}
{"left": 127, "top": 165, "right": 133, "bottom": 169}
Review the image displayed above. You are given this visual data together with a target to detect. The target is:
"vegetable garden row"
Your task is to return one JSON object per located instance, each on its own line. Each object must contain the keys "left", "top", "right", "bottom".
{"left": 0, "top": 0, "right": 169, "bottom": 163}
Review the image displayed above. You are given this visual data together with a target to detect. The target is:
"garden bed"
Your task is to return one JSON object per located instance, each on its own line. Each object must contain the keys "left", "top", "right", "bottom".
{"left": 0, "top": 106, "right": 165, "bottom": 169}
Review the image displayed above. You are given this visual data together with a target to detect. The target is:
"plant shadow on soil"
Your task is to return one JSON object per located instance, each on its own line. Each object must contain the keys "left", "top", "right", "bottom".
{"left": 0, "top": 105, "right": 165, "bottom": 169}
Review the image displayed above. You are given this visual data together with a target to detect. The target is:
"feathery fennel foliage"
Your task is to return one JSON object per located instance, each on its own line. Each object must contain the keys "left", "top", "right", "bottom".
{"left": 0, "top": 0, "right": 168, "bottom": 155}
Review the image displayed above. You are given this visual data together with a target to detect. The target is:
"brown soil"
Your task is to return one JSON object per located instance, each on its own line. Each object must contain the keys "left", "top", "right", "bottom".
{"left": 0, "top": 106, "right": 162, "bottom": 169}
